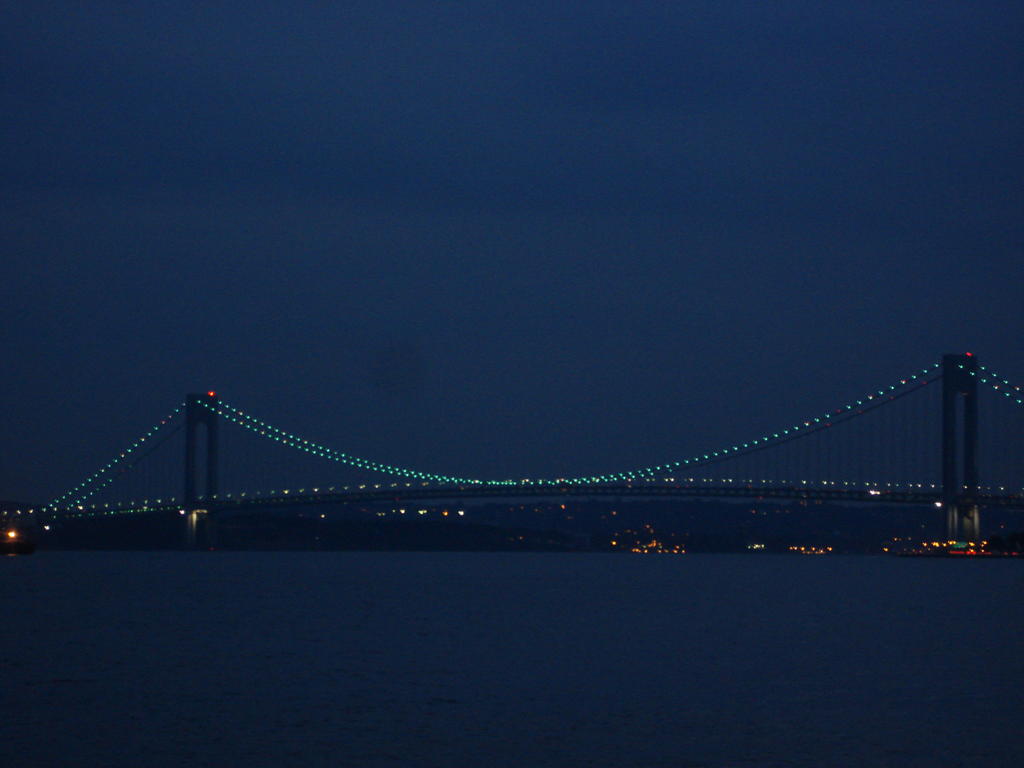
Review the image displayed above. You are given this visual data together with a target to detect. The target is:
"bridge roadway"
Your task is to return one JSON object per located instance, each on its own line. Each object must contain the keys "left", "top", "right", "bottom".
{"left": 56, "top": 482, "right": 1024, "bottom": 518}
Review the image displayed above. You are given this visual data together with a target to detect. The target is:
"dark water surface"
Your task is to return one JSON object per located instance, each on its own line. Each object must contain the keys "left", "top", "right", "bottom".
{"left": 3, "top": 552, "right": 1022, "bottom": 767}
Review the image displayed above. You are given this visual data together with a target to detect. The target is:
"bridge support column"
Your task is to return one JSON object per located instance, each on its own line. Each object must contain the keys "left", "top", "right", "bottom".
{"left": 184, "top": 392, "right": 219, "bottom": 549}
{"left": 941, "top": 354, "right": 980, "bottom": 542}
{"left": 959, "top": 505, "right": 980, "bottom": 543}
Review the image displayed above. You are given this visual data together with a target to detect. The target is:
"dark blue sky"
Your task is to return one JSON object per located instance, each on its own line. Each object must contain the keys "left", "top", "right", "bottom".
{"left": 2, "top": 1, "right": 1022, "bottom": 501}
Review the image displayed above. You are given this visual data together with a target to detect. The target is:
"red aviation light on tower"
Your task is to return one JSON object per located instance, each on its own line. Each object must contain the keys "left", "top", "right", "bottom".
{"left": 965, "top": 352, "right": 973, "bottom": 357}
{"left": 206, "top": 390, "right": 217, "bottom": 398}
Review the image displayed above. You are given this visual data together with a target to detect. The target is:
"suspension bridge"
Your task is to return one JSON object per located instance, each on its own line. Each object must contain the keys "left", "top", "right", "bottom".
{"left": 18, "top": 353, "right": 1024, "bottom": 548}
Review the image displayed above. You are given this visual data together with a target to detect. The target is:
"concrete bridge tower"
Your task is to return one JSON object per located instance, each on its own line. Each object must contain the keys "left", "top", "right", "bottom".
{"left": 942, "top": 354, "right": 980, "bottom": 541}
{"left": 183, "top": 391, "right": 219, "bottom": 548}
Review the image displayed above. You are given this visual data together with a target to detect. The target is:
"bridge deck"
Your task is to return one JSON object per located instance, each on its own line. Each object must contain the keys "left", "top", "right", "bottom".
{"left": 54, "top": 483, "right": 1024, "bottom": 518}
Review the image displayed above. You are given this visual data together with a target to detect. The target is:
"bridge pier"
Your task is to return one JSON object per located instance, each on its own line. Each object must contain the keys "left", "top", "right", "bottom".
{"left": 184, "top": 392, "right": 219, "bottom": 549}
{"left": 959, "top": 505, "right": 980, "bottom": 543}
{"left": 946, "top": 503, "right": 980, "bottom": 543}
{"left": 942, "top": 354, "right": 980, "bottom": 541}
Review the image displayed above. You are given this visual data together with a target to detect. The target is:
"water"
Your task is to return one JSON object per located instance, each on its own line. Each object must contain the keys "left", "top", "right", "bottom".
{"left": 3, "top": 552, "right": 1022, "bottom": 767}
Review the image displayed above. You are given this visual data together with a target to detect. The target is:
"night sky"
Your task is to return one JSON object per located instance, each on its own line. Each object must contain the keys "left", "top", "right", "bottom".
{"left": 3, "top": 2, "right": 1022, "bottom": 502}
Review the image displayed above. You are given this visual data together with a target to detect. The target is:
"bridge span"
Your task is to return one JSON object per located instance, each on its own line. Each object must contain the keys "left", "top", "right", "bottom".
{"left": 57, "top": 480, "right": 1024, "bottom": 520}
{"left": 38, "top": 352, "right": 1024, "bottom": 547}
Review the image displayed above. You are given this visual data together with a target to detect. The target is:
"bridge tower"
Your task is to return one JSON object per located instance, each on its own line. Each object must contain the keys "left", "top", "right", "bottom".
{"left": 942, "top": 354, "right": 980, "bottom": 542}
{"left": 184, "top": 391, "right": 219, "bottom": 548}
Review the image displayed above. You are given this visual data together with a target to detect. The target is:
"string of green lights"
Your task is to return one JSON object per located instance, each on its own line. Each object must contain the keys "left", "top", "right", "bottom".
{"left": 201, "top": 362, "right": 941, "bottom": 487}
{"left": 975, "top": 363, "right": 1024, "bottom": 406}
{"left": 200, "top": 399, "right": 499, "bottom": 486}
{"left": 46, "top": 361, "right": 950, "bottom": 511}
{"left": 46, "top": 404, "right": 185, "bottom": 511}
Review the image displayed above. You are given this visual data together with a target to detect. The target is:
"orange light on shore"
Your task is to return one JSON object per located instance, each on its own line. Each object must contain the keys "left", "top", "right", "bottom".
{"left": 6, "top": 530, "right": 17, "bottom": 539}
{"left": 206, "top": 391, "right": 217, "bottom": 398}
